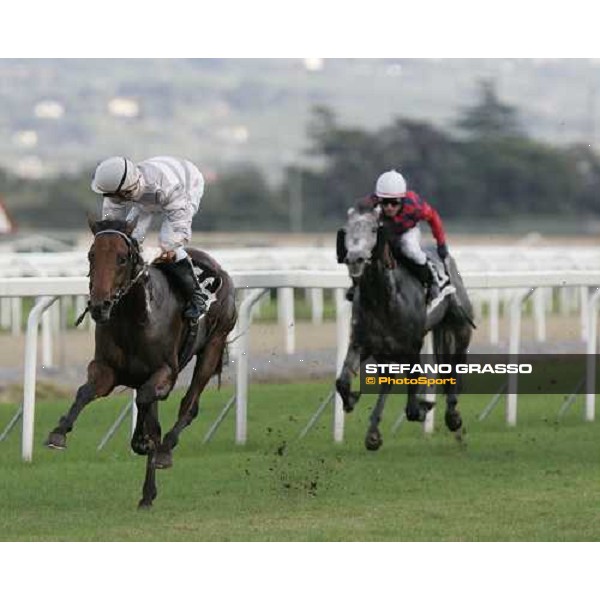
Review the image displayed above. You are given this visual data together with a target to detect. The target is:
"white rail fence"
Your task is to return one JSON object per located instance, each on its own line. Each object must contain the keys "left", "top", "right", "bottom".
{"left": 1, "top": 269, "right": 600, "bottom": 462}
{"left": 1, "top": 246, "right": 599, "bottom": 348}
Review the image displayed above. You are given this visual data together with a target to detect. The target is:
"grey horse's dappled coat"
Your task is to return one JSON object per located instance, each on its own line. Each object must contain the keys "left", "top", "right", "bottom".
{"left": 336, "top": 208, "right": 474, "bottom": 450}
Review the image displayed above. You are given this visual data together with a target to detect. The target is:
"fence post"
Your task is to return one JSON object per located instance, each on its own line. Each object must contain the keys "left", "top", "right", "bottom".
{"left": 423, "top": 333, "right": 435, "bottom": 434}
{"left": 22, "top": 296, "right": 58, "bottom": 462}
{"left": 277, "top": 287, "right": 295, "bottom": 354}
{"left": 506, "top": 288, "right": 535, "bottom": 426}
{"left": 235, "top": 289, "right": 268, "bottom": 445}
{"left": 585, "top": 288, "right": 600, "bottom": 421}
{"left": 334, "top": 289, "right": 350, "bottom": 442}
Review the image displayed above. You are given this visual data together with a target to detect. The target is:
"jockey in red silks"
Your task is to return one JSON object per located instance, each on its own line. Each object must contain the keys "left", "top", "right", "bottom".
{"left": 349, "top": 169, "right": 450, "bottom": 304}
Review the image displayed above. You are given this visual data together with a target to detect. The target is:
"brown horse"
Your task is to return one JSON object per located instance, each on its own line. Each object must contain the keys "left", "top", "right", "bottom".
{"left": 45, "top": 219, "right": 237, "bottom": 508}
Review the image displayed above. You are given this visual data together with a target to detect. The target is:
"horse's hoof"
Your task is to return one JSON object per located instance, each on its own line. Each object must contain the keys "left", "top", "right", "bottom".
{"left": 137, "top": 499, "right": 153, "bottom": 510}
{"left": 406, "top": 404, "right": 425, "bottom": 422}
{"left": 454, "top": 426, "right": 467, "bottom": 444}
{"left": 131, "top": 435, "right": 153, "bottom": 456}
{"left": 341, "top": 391, "right": 360, "bottom": 414}
{"left": 154, "top": 451, "right": 173, "bottom": 470}
{"left": 365, "top": 429, "right": 382, "bottom": 451}
{"left": 418, "top": 399, "right": 435, "bottom": 414}
{"left": 336, "top": 380, "right": 352, "bottom": 413}
{"left": 445, "top": 410, "right": 463, "bottom": 432}
{"left": 45, "top": 432, "right": 67, "bottom": 450}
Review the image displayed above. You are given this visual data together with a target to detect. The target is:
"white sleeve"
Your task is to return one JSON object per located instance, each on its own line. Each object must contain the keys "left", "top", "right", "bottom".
{"left": 102, "top": 197, "right": 127, "bottom": 221}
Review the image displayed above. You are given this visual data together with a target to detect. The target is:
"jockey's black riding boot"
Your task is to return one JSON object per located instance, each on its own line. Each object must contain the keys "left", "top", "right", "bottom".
{"left": 170, "top": 257, "right": 208, "bottom": 320}
{"left": 426, "top": 260, "right": 441, "bottom": 305}
{"left": 411, "top": 262, "right": 438, "bottom": 305}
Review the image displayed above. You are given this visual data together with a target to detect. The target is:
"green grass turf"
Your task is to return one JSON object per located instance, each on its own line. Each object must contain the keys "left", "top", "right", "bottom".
{"left": 1, "top": 381, "right": 599, "bottom": 541}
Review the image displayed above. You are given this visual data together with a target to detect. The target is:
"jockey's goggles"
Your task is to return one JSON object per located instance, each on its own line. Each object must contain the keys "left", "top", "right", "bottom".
{"left": 103, "top": 177, "right": 142, "bottom": 201}
{"left": 379, "top": 197, "right": 403, "bottom": 207}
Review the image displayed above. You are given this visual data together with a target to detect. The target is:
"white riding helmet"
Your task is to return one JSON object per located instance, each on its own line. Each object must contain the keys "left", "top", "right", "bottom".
{"left": 375, "top": 169, "right": 407, "bottom": 198}
{"left": 91, "top": 157, "right": 139, "bottom": 195}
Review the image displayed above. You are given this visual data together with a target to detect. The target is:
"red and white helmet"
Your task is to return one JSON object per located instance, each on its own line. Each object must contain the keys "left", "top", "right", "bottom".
{"left": 375, "top": 169, "right": 407, "bottom": 198}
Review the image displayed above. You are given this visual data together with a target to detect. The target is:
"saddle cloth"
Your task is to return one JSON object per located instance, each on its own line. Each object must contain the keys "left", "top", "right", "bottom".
{"left": 428, "top": 259, "right": 451, "bottom": 289}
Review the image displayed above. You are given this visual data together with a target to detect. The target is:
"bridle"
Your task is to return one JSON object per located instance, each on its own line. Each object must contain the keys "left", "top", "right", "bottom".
{"left": 75, "top": 229, "right": 148, "bottom": 326}
{"left": 345, "top": 211, "right": 395, "bottom": 273}
{"left": 94, "top": 229, "right": 147, "bottom": 301}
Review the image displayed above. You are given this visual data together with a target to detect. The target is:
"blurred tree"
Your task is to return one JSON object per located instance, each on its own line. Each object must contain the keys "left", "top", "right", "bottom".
{"left": 2, "top": 100, "right": 600, "bottom": 232}
{"left": 457, "top": 79, "right": 524, "bottom": 139}
{"left": 198, "top": 164, "right": 285, "bottom": 231}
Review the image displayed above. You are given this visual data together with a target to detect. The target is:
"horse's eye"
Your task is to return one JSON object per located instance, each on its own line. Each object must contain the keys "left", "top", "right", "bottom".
{"left": 117, "top": 255, "right": 128, "bottom": 267}
{"left": 88, "top": 252, "right": 94, "bottom": 262}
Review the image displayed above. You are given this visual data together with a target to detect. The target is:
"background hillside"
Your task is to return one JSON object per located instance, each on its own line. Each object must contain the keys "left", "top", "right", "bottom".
{"left": 1, "top": 58, "right": 599, "bottom": 234}
{"left": 2, "top": 58, "right": 600, "bottom": 178}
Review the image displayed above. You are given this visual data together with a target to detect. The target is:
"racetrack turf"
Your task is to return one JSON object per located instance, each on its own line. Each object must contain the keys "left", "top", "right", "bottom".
{"left": 1, "top": 381, "right": 599, "bottom": 541}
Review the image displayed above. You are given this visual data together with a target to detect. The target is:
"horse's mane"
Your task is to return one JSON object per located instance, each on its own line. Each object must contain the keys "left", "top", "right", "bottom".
{"left": 93, "top": 219, "right": 131, "bottom": 234}
{"left": 91, "top": 219, "right": 142, "bottom": 256}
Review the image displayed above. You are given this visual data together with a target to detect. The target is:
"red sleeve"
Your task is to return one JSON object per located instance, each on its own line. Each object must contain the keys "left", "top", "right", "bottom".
{"left": 420, "top": 200, "right": 446, "bottom": 245}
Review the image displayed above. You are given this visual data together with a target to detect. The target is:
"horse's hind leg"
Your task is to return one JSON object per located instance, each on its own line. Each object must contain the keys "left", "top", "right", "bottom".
{"left": 155, "top": 334, "right": 228, "bottom": 469}
{"left": 365, "top": 382, "right": 392, "bottom": 451}
{"left": 434, "top": 323, "right": 471, "bottom": 434}
{"left": 46, "top": 361, "right": 115, "bottom": 449}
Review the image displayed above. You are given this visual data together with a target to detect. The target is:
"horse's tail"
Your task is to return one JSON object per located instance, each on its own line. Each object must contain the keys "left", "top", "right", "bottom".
{"left": 214, "top": 343, "right": 230, "bottom": 390}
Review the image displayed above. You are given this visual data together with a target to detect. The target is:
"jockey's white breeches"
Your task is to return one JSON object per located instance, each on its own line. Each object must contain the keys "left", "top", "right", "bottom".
{"left": 398, "top": 226, "right": 427, "bottom": 265}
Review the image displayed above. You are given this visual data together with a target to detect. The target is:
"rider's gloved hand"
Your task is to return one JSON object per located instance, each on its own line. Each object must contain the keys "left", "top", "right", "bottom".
{"left": 437, "top": 243, "right": 449, "bottom": 260}
{"left": 158, "top": 250, "right": 176, "bottom": 263}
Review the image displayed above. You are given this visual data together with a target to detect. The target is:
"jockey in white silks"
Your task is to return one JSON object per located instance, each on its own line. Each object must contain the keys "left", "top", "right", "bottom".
{"left": 91, "top": 155, "right": 207, "bottom": 320}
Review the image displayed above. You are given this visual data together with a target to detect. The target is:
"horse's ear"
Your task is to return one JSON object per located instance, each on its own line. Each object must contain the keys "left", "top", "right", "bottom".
{"left": 125, "top": 216, "right": 138, "bottom": 237}
{"left": 347, "top": 207, "right": 355, "bottom": 217}
{"left": 336, "top": 228, "right": 347, "bottom": 264}
{"left": 87, "top": 214, "right": 99, "bottom": 235}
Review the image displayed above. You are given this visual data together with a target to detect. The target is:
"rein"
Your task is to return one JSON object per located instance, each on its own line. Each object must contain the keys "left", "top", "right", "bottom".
{"left": 75, "top": 229, "right": 147, "bottom": 326}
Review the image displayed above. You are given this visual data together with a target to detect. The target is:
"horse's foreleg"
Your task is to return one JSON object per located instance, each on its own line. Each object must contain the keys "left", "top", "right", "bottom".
{"left": 365, "top": 382, "right": 392, "bottom": 451}
{"left": 405, "top": 354, "right": 432, "bottom": 422}
{"left": 156, "top": 334, "right": 228, "bottom": 469}
{"left": 131, "top": 365, "right": 172, "bottom": 455}
{"left": 138, "top": 402, "right": 161, "bottom": 509}
{"left": 129, "top": 366, "right": 172, "bottom": 509}
{"left": 335, "top": 340, "right": 362, "bottom": 413}
{"left": 46, "top": 361, "right": 115, "bottom": 449}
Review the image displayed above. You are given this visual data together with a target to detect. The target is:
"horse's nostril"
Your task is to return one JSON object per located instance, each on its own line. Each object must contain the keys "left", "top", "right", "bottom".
{"left": 102, "top": 300, "right": 112, "bottom": 308}
{"left": 356, "top": 258, "right": 365, "bottom": 264}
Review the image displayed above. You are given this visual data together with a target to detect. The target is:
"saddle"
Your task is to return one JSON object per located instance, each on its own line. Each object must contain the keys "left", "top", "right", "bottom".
{"left": 154, "top": 256, "right": 222, "bottom": 370}
{"left": 153, "top": 256, "right": 222, "bottom": 301}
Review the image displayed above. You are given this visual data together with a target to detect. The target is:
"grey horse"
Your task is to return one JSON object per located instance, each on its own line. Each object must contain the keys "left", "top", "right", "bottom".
{"left": 335, "top": 206, "right": 474, "bottom": 450}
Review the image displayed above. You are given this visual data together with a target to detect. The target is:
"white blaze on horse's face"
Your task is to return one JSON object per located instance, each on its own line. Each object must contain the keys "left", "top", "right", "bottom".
{"left": 344, "top": 208, "right": 379, "bottom": 279}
